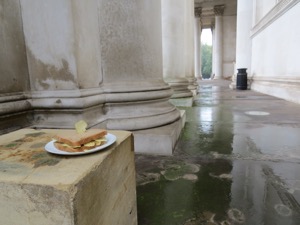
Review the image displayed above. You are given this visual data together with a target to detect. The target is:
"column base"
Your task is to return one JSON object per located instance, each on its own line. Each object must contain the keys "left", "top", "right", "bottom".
{"left": 164, "top": 77, "right": 193, "bottom": 98}
{"left": 0, "top": 111, "right": 32, "bottom": 135}
{"left": 172, "top": 92, "right": 194, "bottom": 98}
{"left": 229, "top": 82, "right": 236, "bottom": 89}
{"left": 133, "top": 110, "right": 186, "bottom": 155}
{"left": 169, "top": 97, "right": 193, "bottom": 107}
{"left": 213, "top": 76, "right": 223, "bottom": 80}
{"left": 187, "top": 77, "right": 198, "bottom": 91}
{"left": 0, "top": 95, "right": 33, "bottom": 134}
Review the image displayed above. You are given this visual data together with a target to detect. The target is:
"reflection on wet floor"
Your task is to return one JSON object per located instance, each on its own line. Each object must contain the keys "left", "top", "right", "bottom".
{"left": 136, "top": 80, "right": 300, "bottom": 225}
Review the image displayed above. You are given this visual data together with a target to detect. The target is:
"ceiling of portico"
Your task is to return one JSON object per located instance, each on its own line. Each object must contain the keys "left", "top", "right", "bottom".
{"left": 194, "top": 0, "right": 237, "bottom": 29}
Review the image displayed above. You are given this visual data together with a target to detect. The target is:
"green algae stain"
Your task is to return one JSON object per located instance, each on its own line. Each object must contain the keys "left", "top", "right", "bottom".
{"left": 0, "top": 139, "right": 28, "bottom": 150}
{"left": 0, "top": 132, "right": 47, "bottom": 152}
{"left": 30, "top": 152, "right": 61, "bottom": 168}
{"left": 33, "top": 157, "right": 60, "bottom": 168}
{"left": 137, "top": 179, "right": 196, "bottom": 225}
{"left": 161, "top": 170, "right": 181, "bottom": 181}
{"left": 137, "top": 173, "right": 161, "bottom": 186}
{"left": 137, "top": 160, "right": 232, "bottom": 225}
{"left": 0, "top": 132, "right": 62, "bottom": 168}
{"left": 0, "top": 142, "right": 23, "bottom": 150}
{"left": 178, "top": 122, "right": 234, "bottom": 155}
{"left": 4, "top": 143, "right": 19, "bottom": 148}
{"left": 31, "top": 152, "right": 47, "bottom": 160}
{"left": 161, "top": 162, "right": 200, "bottom": 181}
{"left": 30, "top": 143, "right": 46, "bottom": 148}
{"left": 25, "top": 132, "right": 46, "bottom": 137}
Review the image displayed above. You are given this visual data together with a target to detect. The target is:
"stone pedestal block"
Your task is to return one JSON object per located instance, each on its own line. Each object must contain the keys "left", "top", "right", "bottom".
{"left": 169, "top": 98, "right": 194, "bottom": 107}
{"left": 0, "top": 129, "right": 137, "bottom": 225}
{"left": 133, "top": 110, "right": 186, "bottom": 155}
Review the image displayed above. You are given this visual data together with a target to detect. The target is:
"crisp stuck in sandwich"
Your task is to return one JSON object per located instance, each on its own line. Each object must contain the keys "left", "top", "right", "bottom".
{"left": 53, "top": 120, "right": 107, "bottom": 152}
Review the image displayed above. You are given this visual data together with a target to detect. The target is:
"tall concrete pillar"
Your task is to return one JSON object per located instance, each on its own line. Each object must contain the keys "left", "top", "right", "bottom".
{"left": 230, "top": 0, "right": 253, "bottom": 89}
{"left": 213, "top": 5, "right": 225, "bottom": 79}
{"left": 20, "top": 0, "right": 105, "bottom": 128}
{"left": 98, "top": 0, "right": 181, "bottom": 131}
{"left": 162, "top": 0, "right": 193, "bottom": 98}
{"left": 211, "top": 24, "right": 216, "bottom": 79}
{"left": 194, "top": 7, "right": 202, "bottom": 79}
{"left": 0, "top": 0, "right": 32, "bottom": 134}
{"left": 185, "top": 0, "right": 197, "bottom": 91}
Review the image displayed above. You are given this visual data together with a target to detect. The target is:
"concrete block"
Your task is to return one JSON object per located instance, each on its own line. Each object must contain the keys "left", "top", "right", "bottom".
{"left": 133, "top": 110, "right": 186, "bottom": 155}
{"left": 0, "top": 129, "right": 137, "bottom": 225}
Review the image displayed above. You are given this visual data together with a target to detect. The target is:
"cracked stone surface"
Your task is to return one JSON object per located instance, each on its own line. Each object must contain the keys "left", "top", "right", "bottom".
{"left": 136, "top": 80, "right": 300, "bottom": 225}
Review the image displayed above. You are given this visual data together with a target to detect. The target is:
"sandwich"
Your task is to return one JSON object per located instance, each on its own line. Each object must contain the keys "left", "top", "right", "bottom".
{"left": 54, "top": 129, "right": 107, "bottom": 152}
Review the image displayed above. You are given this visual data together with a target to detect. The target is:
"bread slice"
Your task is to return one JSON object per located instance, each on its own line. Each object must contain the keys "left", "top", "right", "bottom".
{"left": 54, "top": 129, "right": 107, "bottom": 147}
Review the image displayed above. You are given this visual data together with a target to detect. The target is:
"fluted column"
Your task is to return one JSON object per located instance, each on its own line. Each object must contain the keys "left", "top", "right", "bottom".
{"left": 162, "top": 0, "right": 193, "bottom": 98}
{"left": 194, "top": 7, "right": 202, "bottom": 79}
{"left": 213, "top": 5, "right": 225, "bottom": 79}
{"left": 0, "top": 1, "right": 31, "bottom": 134}
{"left": 19, "top": 0, "right": 180, "bottom": 131}
{"left": 88, "top": 0, "right": 181, "bottom": 130}
{"left": 185, "top": 0, "right": 197, "bottom": 90}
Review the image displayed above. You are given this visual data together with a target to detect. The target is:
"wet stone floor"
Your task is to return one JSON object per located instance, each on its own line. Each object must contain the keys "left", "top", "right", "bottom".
{"left": 135, "top": 80, "right": 300, "bottom": 225}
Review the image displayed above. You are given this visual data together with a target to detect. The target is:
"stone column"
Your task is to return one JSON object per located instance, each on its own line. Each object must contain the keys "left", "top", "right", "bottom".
{"left": 20, "top": 0, "right": 105, "bottom": 128}
{"left": 213, "top": 5, "right": 225, "bottom": 79}
{"left": 1, "top": 0, "right": 183, "bottom": 154}
{"left": 230, "top": 0, "right": 253, "bottom": 89}
{"left": 17, "top": 0, "right": 181, "bottom": 132}
{"left": 185, "top": 0, "right": 197, "bottom": 91}
{"left": 211, "top": 23, "right": 216, "bottom": 79}
{"left": 194, "top": 7, "right": 202, "bottom": 79}
{"left": 0, "top": 0, "right": 32, "bottom": 134}
{"left": 98, "top": 0, "right": 181, "bottom": 131}
{"left": 162, "top": 0, "right": 193, "bottom": 98}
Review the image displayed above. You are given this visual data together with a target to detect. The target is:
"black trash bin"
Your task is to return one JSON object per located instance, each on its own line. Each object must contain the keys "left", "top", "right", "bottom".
{"left": 236, "top": 68, "right": 247, "bottom": 90}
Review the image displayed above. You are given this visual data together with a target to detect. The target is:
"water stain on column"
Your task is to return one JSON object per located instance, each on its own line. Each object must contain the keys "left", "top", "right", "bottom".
{"left": 26, "top": 49, "right": 77, "bottom": 91}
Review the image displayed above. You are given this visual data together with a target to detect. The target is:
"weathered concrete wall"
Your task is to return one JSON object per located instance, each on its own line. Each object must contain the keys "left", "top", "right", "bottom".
{"left": 20, "top": 0, "right": 102, "bottom": 91}
{"left": 251, "top": 1, "right": 300, "bottom": 104}
{"left": 19, "top": 0, "right": 105, "bottom": 129}
{"left": 223, "top": 15, "right": 237, "bottom": 78}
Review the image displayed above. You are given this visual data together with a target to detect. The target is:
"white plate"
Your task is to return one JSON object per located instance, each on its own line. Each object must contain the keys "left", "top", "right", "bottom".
{"left": 45, "top": 133, "right": 117, "bottom": 156}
